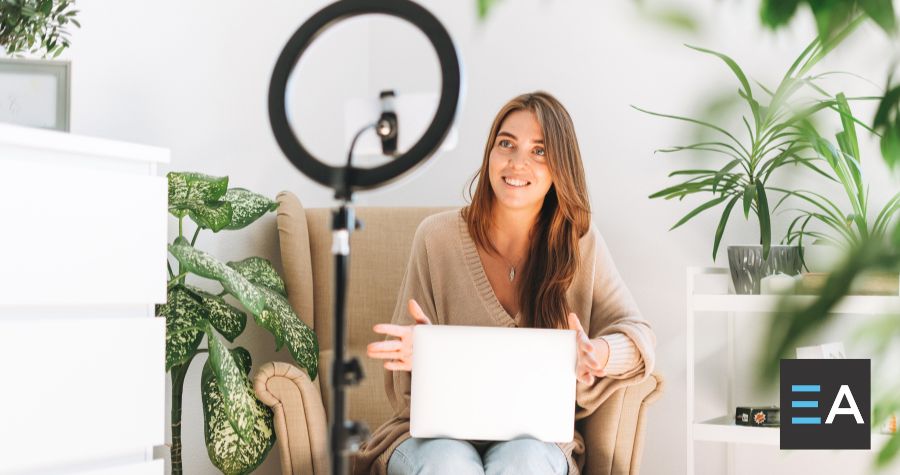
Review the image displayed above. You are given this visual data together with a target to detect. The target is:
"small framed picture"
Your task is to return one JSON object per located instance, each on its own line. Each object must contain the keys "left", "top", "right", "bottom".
{"left": 0, "top": 58, "right": 70, "bottom": 131}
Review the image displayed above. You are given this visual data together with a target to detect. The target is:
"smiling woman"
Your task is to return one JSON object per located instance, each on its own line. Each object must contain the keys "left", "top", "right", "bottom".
{"left": 355, "top": 91, "right": 656, "bottom": 475}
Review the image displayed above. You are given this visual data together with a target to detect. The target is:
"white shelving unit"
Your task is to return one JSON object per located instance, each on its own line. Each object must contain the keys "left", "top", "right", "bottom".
{"left": 0, "top": 124, "right": 169, "bottom": 475}
{"left": 686, "top": 267, "right": 900, "bottom": 475}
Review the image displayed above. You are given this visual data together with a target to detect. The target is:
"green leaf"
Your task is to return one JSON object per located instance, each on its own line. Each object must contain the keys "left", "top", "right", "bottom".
{"left": 168, "top": 241, "right": 265, "bottom": 315}
{"left": 157, "top": 286, "right": 206, "bottom": 371}
{"left": 222, "top": 188, "right": 279, "bottom": 230}
{"left": 206, "top": 331, "right": 264, "bottom": 442}
{"left": 254, "top": 286, "right": 319, "bottom": 380}
{"left": 189, "top": 286, "right": 247, "bottom": 342}
{"left": 476, "top": 0, "right": 500, "bottom": 20}
{"left": 742, "top": 183, "right": 757, "bottom": 219}
{"left": 760, "top": 0, "right": 800, "bottom": 28}
{"left": 631, "top": 105, "right": 750, "bottom": 158}
{"left": 188, "top": 201, "right": 234, "bottom": 232}
{"left": 874, "top": 84, "right": 900, "bottom": 170}
{"left": 713, "top": 159, "right": 743, "bottom": 193}
{"left": 167, "top": 172, "right": 229, "bottom": 218}
{"left": 757, "top": 182, "right": 772, "bottom": 259}
{"left": 669, "top": 194, "right": 731, "bottom": 231}
{"left": 859, "top": 0, "right": 896, "bottom": 33}
{"left": 686, "top": 44, "right": 761, "bottom": 129}
{"left": 713, "top": 196, "right": 740, "bottom": 260}
{"left": 202, "top": 346, "right": 275, "bottom": 475}
{"left": 227, "top": 257, "right": 287, "bottom": 297}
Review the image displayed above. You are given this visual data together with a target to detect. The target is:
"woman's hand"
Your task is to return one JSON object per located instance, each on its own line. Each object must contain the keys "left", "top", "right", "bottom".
{"left": 367, "top": 298, "right": 433, "bottom": 371}
{"left": 567, "top": 313, "right": 610, "bottom": 385}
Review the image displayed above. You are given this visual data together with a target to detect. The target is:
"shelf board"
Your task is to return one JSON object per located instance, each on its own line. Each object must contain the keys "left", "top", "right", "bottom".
{"left": 694, "top": 416, "right": 894, "bottom": 447}
{"left": 690, "top": 294, "right": 900, "bottom": 315}
{"left": 694, "top": 416, "right": 780, "bottom": 445}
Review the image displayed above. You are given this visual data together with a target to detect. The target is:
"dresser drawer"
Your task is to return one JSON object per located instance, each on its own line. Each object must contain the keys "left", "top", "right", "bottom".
{"left": 0, "top": 159, "right": 167, "bottom": 306}
{"left": 0, "top": 318, "right": 164, "bottom": 473}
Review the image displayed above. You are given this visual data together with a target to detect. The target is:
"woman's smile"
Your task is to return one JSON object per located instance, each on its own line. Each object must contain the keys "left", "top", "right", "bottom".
{"left": 502, "top": 176, "right": 531, "bottom": 188}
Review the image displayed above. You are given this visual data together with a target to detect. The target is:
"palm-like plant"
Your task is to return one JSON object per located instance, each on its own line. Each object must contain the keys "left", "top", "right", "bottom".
{"left": 776, "top": 93, "right": 900, "bottom": 257}
{"left": 636, "top": 19, "right": 867, "bottom": 261}
{"left": 160, "top": 172, "right": 318, "bottom": 475}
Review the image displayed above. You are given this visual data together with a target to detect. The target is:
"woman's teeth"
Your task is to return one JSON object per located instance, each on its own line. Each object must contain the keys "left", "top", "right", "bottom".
{"left": 503, "top": 177, "right": 530, "bottom": 187}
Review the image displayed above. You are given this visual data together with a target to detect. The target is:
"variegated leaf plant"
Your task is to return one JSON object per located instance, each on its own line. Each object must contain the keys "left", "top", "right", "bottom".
{"left": 158, "top": 171, "right": 319, "bottom": 475}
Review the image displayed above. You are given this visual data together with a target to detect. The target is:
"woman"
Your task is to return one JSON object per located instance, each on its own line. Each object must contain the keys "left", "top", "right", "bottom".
{"left": 353, "top": 91, "right": 655, "bottom": 475}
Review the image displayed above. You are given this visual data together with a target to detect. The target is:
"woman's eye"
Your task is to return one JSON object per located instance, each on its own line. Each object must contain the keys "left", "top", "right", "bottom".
{"left": 534, "top": 148, "right": 545, "bottom": 157}
{"left": 498, "top": 139, "right": 512, "bottom": 148}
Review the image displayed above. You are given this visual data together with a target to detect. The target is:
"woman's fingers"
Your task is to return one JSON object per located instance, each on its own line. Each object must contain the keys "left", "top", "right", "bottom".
{"left": 577, "top": 368, "right": 594, "bottom": 385}
{"left": 373, "top": 323, "right": 411, "bottom": 338}
{"left": 368, "top": 352, "right": 401, "bottom": 360}
{"left": 368, "top": 340, "right": 403, "bottom": 353}
{"left": 408, "top": 299, "right": 433, "bottom": 325}
{"left": 581, "top": 348, "right": 601, "bottom": 370}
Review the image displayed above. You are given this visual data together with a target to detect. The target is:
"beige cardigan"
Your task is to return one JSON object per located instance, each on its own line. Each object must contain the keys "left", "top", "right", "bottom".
{"left": 352, "top": 209, "right": 656, "bottom": 475}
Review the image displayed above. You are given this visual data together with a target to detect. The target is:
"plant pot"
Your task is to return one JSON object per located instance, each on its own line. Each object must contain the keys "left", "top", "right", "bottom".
{"left": 800, "top": 243, "right": 843, "bottom": 273}
{"left": 727, "top": 245, "right": 802, "bottom": 294}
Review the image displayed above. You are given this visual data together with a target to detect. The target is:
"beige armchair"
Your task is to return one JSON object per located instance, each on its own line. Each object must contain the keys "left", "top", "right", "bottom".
{"left": 253, "top": 191, "right": 664, "bottom": 475}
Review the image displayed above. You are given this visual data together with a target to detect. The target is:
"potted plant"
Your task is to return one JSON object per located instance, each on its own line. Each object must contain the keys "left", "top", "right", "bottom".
{"left": 0, "top": 0, "right": 79, "bottom": 57}
{"left": 635, "top": 19, "right": 866, "bottom": 293}
{"left": 159, "top": 172, "right": 319, "bottom": 475}
{"left": 774, "top": 92, "right": 900, "bottom": 284}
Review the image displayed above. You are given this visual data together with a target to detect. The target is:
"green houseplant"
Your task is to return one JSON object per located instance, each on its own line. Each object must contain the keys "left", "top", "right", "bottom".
{"left": 776, "top": 92, "right": 900, "bottom": 271}
{"left": 0, "top": 0, "right": 79, "bottom": 57}
{"left": 635, "top": 20, "right": 871, "bottom": 293}
{"left": 752, "top": 1, "right": 900, "bottom": 469}
{"left": 159, "top": 172, "right": 319, "bottom": 475}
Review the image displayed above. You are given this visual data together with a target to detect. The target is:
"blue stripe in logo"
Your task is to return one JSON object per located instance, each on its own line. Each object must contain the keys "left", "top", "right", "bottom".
{"left": 791, "top": 385, "right": 821, "bottom": 392}
{"left": 791, "top": 400, "right": 819, "bottom": 408}
{"left": 791, "top": 417, "right": 822, "bottom": 424}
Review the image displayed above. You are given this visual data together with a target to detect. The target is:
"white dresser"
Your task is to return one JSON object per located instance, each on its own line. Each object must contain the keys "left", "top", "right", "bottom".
{"left": 0, "top": 124, "right": 168, "bottom": 475}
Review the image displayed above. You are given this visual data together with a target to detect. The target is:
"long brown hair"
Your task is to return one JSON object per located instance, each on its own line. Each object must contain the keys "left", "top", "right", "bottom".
{"left": 463, "top": 91, "right": 592, "bottom": 329}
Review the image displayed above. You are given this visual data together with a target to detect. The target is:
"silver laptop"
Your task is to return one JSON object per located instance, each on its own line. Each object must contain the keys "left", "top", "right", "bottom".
{"left": 410, "top": 325, "right": 576, "bottom": 443}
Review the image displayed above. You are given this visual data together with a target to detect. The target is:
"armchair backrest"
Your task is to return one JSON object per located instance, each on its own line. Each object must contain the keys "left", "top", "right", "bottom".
{"left": 275, "top": 190, "right": 453, "bottom": 431}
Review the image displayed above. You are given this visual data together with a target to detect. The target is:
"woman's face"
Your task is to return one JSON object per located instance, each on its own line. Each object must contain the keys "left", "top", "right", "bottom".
{"left": 488, "top": 110, "right": 554, "bottom": 213}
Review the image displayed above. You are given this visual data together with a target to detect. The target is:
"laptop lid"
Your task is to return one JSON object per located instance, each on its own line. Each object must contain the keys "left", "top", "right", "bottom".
{"left": 409, "top": 325, "right": 576, "bottom": 443}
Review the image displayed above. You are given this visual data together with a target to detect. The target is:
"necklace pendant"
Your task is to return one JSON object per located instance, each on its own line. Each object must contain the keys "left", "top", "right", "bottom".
{"left": 508, "top": 267, "right": 515, "bottom": 282}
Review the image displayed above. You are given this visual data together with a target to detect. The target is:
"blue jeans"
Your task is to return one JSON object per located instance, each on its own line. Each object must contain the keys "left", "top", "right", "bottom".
{"left": 387, "top": 437, "right": 568, "bottom": 475}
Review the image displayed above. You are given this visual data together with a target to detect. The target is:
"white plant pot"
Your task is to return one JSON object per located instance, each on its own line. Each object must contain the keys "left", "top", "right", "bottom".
{"left": 801, "top": 243, "right": 843, "bottom": 273}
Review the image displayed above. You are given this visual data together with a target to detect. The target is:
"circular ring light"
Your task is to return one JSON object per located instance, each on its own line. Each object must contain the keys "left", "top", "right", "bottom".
{"left": 269, "top": 0, "right": 462, "bottom": 193}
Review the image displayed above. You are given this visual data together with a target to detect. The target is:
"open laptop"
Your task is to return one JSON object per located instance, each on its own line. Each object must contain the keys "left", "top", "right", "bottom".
{"left": 409, "top": 325, "right": 576, "bottom": 443}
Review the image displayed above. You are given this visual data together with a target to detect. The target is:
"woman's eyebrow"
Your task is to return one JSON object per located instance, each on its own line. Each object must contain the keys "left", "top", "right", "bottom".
{"left": 497, "top": 131, "right": 544, "bottom": 143}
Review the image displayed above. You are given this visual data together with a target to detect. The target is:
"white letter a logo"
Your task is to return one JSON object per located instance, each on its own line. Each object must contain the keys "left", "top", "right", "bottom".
{"left": 826, "top": 385, "right": 864, "bottom": 424}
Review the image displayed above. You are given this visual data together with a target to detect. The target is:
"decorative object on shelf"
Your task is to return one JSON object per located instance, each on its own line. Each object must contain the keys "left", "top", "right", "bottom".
{"left": 735, "top": 405, "right": 780, "bottom": 427}
{"left": 728, "top": 245, "right": 801, "bottom": 294}
{"left": 882, "top": 414, "right": 897, "bottom": 435}
{"left": 161, "top": 172, "right": 319, "bottom": 475}
{"left": 0, "top": 0, "right": 80, "bottom": 58}
{"left": 0, "top": 58, "right": 69, "bottom": 131}
{"left": 636, "top": 20, "right": 862, "bottom": 271}
{"left": 759, "top": 272, "right": 798, "bottom": 294}
{"left": 795, "top": 271, "right": 900, "bottom": 295}
{"left": 796, "top": 341, "right": 846, "bottom": 359}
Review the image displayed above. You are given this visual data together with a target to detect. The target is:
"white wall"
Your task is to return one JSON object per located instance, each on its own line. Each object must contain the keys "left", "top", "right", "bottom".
{"left": 44, "top": 0, "right": 899, "bottom": 474}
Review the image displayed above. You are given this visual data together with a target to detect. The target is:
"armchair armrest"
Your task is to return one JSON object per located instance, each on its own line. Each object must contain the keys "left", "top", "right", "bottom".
{"left": 580, "top": 372, "right": 664, "bottom": 475}
{"left": 254, "top": 362, "right": 330, "bottom": 475}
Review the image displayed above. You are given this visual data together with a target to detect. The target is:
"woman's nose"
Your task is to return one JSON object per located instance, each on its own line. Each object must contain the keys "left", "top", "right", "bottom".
{"left": 508, "top": 151, "right": 529, "bottom": 168}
